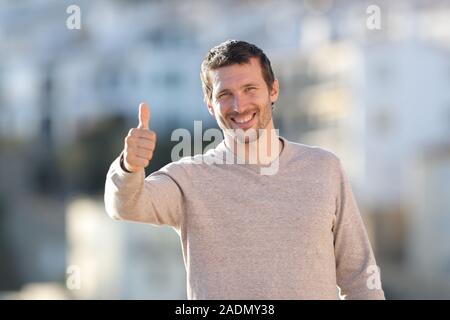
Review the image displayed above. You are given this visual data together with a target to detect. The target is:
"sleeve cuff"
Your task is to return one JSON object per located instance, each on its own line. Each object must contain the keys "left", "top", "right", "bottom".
{"left": 119, "top": 153, "right": 133, "bottom": 173}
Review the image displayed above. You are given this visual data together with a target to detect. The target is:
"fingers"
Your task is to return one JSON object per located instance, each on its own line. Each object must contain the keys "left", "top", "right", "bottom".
{"left": 125, "top": 146, "right": 153, "bottom": 160}
{"left": 123, "top": 144, "right": 153, "bottom": 167}
{"left": 138, "top": 102, "right": 150, "bottom": 130}
{"left": 125, "top": 131, "right": 156, "bottom": 151}
{"left": 135, "top": 147, "right": 154, "bottom": 159}
{"left": 124, "top": 134, "right": 155, "bottom": 150}
{"left": 135, "top": 138, "right": 155, "bottom": 151}
{"left": 127, "top": 128, "right": 156, "bottom": 140}
{"left": 124, "top": 152, "right": 149, "bottom": 168}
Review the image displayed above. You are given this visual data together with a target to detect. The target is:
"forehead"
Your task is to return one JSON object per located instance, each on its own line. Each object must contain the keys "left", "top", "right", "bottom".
{"left": 210, "top": 57, "right": 265, "bottom": 91}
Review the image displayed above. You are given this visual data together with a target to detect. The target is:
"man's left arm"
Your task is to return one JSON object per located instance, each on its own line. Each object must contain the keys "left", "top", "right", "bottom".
{"left": 333, "top": 159, "right": 386, "bottom": 300}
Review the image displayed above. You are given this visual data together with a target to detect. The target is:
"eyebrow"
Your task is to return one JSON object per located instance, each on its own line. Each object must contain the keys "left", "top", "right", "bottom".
{"left": 216, "top": 83, "right": 259, "bottom": 96}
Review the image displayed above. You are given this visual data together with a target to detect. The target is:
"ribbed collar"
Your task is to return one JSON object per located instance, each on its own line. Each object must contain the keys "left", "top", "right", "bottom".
{"left": 210, "top": 135, "right": 294, "bottom": 175}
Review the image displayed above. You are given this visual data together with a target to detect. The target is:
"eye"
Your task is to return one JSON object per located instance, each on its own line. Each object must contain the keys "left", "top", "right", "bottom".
{"left": 217, "top": 92, "right": 229, "bottom": 99}
{"left": 245, "top": 87, "right": 256, "bottom": 92}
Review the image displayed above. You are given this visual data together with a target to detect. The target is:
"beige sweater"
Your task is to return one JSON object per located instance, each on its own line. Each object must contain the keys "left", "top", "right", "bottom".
{"left": 104, "top": 136, "right": 385, "bottom": 299}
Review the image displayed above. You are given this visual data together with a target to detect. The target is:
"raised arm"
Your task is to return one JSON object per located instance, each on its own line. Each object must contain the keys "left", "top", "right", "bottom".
{"left": 104, "top": 102, "right": 184, "bottom": 229}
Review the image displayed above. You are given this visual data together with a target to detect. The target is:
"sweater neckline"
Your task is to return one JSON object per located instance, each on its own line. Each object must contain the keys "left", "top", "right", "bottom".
{"left": 211, "top": 135, "right": 294, "bottom": 175}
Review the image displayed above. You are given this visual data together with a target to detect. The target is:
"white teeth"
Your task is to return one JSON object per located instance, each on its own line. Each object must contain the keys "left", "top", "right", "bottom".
{"left": 233, "top": 113, "right": 254, "bottom": 124}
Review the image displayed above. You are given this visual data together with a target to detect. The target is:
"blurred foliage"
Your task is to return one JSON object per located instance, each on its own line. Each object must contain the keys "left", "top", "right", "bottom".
{"left": 57, "top": 114, "right": 129, "bottom": 195}
{"left": 0, "top": 193, "right": 21, "bottom": 290}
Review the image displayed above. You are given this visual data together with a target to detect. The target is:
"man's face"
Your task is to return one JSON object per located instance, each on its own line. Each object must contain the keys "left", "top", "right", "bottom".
{"left": 207, "top": 57, "right": 279, "bottom": 142}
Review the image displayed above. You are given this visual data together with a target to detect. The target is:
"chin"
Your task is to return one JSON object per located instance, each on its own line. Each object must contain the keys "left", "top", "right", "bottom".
{"left": 233, "top": 127, "right": 261, "bottom": 144}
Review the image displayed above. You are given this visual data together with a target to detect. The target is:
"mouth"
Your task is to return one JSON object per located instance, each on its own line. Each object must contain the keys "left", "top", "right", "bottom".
{"left": 230, "top": 112, "right": 257, "bottom": 130}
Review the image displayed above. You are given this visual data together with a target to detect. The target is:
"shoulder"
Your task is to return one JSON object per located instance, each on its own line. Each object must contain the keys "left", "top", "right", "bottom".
{"left": 286, "top": 140, "right": 342, "bottom": 168}
{"left": 284, "top": 140, "right": 349, "bottom": 192}
{"left": 154, "top": 149, "right": 215, "bottom": 177}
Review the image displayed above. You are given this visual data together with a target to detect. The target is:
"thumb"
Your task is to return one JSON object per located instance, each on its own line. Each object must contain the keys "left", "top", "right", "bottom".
{"left": 138, "top": 102, "right": 150, "bottom": 130}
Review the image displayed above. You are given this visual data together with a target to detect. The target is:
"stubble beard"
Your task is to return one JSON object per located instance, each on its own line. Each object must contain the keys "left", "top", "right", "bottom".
{"left": 225, "top": 100, "right": 273, "bottom": 144}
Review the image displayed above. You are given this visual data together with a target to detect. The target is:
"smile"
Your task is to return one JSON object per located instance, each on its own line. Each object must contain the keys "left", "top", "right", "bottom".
{"left": 231, "top": 112, "right": 256, "bottom": 126}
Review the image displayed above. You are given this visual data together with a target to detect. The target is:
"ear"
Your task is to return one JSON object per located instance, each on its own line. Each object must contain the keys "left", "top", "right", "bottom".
{"left": 206, "top": 101, "right": 215, "bottom": 117}
{"left": 269, "top": 79, "right": 279, "bottom": 104}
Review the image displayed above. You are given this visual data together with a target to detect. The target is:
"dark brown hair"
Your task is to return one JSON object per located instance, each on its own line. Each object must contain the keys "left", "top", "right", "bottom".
{"left": 200, "top": 40, "right": 275, "bottom": 105}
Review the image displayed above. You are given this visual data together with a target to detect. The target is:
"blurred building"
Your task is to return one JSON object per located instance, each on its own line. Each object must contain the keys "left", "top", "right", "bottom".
{"left": 66, "top": 198, "right": 186, "bottom": 299}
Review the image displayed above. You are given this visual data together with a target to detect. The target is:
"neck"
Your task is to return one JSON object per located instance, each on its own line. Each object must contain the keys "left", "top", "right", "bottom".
{"left": 224, "top": 122, "right": 283, "bottom": 165}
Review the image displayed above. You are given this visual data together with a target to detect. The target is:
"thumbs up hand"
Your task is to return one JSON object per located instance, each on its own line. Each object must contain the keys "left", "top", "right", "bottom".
{"left": 123, "top": 102, "right": 157, "bottom": 173}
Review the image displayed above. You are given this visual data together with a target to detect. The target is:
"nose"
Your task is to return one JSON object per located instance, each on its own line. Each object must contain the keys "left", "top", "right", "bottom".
{"left": 231, "top": 94, "right": 248, "bottom": 113}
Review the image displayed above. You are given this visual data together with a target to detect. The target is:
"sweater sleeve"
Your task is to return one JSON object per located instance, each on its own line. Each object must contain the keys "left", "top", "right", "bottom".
{"left": 104, "top": 153, "right": 185, "bottom": 229}
{"left": 333, "top": 159, "right": 385, "bottom": 300}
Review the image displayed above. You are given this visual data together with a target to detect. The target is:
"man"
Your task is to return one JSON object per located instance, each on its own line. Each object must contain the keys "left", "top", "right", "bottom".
{"left": 104, "top": 40, "right": 385, "bottom": 299}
